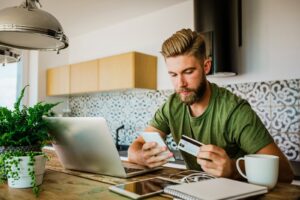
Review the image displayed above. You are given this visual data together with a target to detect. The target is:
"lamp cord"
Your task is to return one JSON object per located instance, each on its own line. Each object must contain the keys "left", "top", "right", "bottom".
{"left": 36, "top": 0, "right": 42, "bottom": 8}
{"left": 24, "top": 0, "right": 42, "bottom": 9}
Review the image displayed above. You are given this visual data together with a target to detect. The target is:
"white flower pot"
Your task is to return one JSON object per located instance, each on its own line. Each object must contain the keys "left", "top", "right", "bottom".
{"left": 6, "top": 155, "right": 46, "bottom": 188}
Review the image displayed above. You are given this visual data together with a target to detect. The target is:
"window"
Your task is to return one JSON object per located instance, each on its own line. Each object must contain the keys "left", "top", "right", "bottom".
{"left": 0, "top": 61, "right": 21, "bottom": 109}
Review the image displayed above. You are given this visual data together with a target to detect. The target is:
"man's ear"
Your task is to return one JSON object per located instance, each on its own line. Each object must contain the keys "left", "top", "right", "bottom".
{"left": 203, "top": 59, "right": 212, "bottom": 75}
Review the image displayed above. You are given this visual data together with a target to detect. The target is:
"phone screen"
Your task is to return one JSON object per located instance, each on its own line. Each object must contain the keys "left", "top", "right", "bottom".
{"left": 115, "top": 178, "right": 178, "bottom": 196}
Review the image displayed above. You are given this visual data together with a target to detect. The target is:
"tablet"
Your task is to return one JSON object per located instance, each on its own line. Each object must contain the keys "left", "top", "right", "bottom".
{"left": 109, "top": 177, "right": 179, "bottom": 199}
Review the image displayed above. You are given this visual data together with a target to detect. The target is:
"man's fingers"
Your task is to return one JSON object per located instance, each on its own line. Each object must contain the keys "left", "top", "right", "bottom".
{"left": 147, "top": 158, "right": 168, "bottom": 168}
{"left": 142, "top": 142, "right": 157, "bottom": 151}
{"left": 142, "top": 143, "right": 167, "bottom": 158}
{"left": 201, "top": 165, "right": 223, "bottom": 177}
{"left": 141, "top": 142, "right": 170, "bottom": 168}
{"left": 146, "top": 151, "right": 170, "bottom": 164}
{"left": 145, "top": 150, "right": 172, "bottom": 168}
{"left": 197, "top": 157, "right": 224, "bottom": 169}
{"left": 200, "top": 144, "right": 226, "bottom": 157}
{"left": 197, "top": 144, "right": 232, "bottom": 177}
{"left": 197, "top": 151, "right": 218, "bottom": 162}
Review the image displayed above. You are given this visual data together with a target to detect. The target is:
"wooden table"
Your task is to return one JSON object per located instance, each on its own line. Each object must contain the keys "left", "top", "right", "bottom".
{"left": 0, "top": 149, "right": 299, "bottom": 200}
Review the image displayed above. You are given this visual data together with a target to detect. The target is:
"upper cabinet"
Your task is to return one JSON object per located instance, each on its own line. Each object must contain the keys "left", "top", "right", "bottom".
{"left": 98, "top": 52, "right": 157, "bottom": 91}
{"left": 46, "top": 65, "right": 70, "bottom": 96}
{"left": 70, "top": 60, "right": 98, "bottom": 94}
{"left": 46, "top": 51, "right": 157, "bottom": 96}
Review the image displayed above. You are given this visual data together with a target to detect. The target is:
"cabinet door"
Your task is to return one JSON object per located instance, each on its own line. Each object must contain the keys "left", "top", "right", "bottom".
{"left": 46, "top": 65, "right": 70, "bottom": 96}
{"left": 134, "top": 52, "right": 157, "bottom": 90}
{"left": 98, "top": 52, "right": 134, "bottom": 91}
{"left": 70, "top": 60, "right": 98, "bottom": 94}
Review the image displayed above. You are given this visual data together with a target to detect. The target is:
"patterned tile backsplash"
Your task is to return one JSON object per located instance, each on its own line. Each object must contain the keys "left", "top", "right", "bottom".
{"left": 69, "top": 79, "right": 300, "bottom": 161}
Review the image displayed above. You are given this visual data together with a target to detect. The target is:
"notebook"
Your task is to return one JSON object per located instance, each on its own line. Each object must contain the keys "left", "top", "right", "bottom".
{"left": 164, "top": 178, "right": 268, "bottom": 200}
{"left": 44, "top": 117, "right": 161, "bottom": 178}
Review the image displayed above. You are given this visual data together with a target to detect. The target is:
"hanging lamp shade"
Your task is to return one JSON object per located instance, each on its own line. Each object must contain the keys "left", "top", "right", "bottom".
{"left": 0, "top": 46, "right": 21, "bottom": 65}
{"left": 0, "top": 0, "right": 68, "bottom": 52}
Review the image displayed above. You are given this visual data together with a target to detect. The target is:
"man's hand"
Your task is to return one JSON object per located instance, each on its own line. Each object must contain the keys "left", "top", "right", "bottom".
{"left": 197, "top": 144, "right": 234, "bottom": 177}
{"left": 141, "top": 142, "right": 173, "bottom": 168}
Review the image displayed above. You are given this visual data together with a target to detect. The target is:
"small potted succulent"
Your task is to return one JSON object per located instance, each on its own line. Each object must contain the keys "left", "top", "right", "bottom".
{"left": 0, "top": 85, "right": 58, "bottom": 196}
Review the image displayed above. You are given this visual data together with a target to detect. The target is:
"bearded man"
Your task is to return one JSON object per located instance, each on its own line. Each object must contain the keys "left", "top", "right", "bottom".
{"left": 128, "top": 28, "right": 293, "bottom": 182}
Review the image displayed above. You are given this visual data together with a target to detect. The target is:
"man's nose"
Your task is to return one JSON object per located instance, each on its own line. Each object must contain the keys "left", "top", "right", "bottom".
{"left": 178, "top": 75, "right": 187, "bottom": 88}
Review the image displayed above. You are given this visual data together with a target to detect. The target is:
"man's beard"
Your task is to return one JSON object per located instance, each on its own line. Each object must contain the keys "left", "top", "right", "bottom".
{"left": 177, "top": 79, "right": 207, "bottom": 105}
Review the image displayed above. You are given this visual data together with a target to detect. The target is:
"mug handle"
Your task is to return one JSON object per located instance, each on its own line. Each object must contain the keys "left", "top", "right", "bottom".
{"left": 236, "top": 157, "right": 247, "bottom": 179}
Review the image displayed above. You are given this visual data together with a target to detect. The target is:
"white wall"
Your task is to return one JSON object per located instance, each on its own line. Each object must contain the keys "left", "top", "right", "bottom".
{"left": 28, "top": 51, "right": 39, "bottom": 106}
{"left": 35, "top": 1, "right": 193, "bottom": 111}
{"left": 38, "top": 50, "right": 70, "bottom": 113}
{"left": 19, "top": 50, "right": 39, "bottom": 106}
{"left": 69, "top": 1, "right": 193, "bottom": 89}
{"left": 208, "top": 0, "right": 300, "bottom": 85}
{"left": 36, "top": 0, "right": 300, "bottom": 103}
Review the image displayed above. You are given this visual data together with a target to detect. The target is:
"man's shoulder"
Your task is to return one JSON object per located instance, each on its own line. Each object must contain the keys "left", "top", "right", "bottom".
{"left": 211, "top": 83, "right": 248, "bottom": 109}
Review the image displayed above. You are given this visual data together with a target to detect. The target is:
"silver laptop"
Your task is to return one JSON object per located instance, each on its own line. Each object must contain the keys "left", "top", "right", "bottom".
{"left": 44, "top": 117, "right": 161, "bottom": 178}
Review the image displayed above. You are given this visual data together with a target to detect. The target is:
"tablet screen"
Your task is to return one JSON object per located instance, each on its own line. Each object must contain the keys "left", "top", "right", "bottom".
{"left": 115, "top": 177, "right": 178, "bottom": 196}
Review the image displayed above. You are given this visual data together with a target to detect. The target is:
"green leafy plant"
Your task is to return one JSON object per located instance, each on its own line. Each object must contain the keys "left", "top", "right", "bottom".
{"left": 0, "top": 85, "right": 59, "bottom": 197}
{"left": 0, "top": 85, "right": 58, "bottom": 147}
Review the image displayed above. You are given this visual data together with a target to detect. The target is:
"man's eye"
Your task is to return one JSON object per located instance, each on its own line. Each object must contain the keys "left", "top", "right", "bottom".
{"left": 185, "top": 70, "right": 193, "bottom": 74}
{"left": 169, "top": 73, "right": 177, "bottom": 77}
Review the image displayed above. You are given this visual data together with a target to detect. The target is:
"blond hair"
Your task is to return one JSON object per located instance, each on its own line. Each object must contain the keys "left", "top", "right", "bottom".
{"left": 161, "top": 28, "right": 206, "bottom": 64}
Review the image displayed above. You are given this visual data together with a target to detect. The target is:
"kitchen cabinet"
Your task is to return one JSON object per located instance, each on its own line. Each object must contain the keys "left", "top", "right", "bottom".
{"left": 70, "top": 60, "right": 98, "bottom": 94}
{"left": 46, "top": 65, "right": 70, "bottom": 96}
{"left": 46, "top": 51, "right": 157, "bottom": 96}
{"left": 98, "top": 52, "right": 157, "bottom": 90}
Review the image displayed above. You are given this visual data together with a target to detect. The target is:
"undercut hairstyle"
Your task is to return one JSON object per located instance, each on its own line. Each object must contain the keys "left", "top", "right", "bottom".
{"left": 161, "top": 28, "right": 206, "bottom": 64}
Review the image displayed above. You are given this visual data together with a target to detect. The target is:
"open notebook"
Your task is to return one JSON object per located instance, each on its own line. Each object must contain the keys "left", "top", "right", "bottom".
{"left": 164, "top": 178, "right": 268, "bottom": 200}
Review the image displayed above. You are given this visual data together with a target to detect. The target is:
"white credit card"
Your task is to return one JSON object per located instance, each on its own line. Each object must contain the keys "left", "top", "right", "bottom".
{"left": 178, "top": 135, "right": 204, "bottom": 157}
{"left": 140, "top": 132, "right": 175, "bottom": 162}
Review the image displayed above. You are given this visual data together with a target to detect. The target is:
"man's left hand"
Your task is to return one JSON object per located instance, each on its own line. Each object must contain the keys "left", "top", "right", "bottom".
{"left": 196, "top": 144, "right": 234, "bottom": 177}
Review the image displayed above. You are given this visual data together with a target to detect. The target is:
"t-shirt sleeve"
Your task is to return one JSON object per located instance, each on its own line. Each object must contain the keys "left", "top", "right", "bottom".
{"left": 149, "top": 103, "right": 171, "bottom": 135}
{"left": 226, "top": 101, "right": 274, "bottom": 154}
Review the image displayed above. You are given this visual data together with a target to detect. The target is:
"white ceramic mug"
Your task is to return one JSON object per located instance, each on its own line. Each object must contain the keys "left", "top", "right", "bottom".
{"left": 236, "top": 154, "right": 279, "bottom": 189}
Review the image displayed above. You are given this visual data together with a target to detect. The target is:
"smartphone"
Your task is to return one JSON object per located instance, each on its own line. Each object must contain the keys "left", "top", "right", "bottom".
{"left": 140, "top": 132, "right": 175, "bottom": 162}
{"left": 109, "top": 177, "right": 179, "bottom": 199}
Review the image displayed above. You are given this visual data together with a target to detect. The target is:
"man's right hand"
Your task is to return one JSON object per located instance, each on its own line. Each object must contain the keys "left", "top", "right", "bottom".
{"left": 141, "top": 142, "right": 173, "bottom": 168}
{"left": 127, "top": 126, "right": 171, "bottom": 167}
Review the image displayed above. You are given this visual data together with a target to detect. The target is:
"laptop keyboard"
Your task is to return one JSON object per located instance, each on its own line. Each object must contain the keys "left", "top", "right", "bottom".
{"left": 124, "top": 167, "right": 144, "bottom": 173}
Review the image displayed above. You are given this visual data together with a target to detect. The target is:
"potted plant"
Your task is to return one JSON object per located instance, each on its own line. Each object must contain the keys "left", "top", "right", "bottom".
{"left": 0, "top": 85, "right": 58, "bottom": 197}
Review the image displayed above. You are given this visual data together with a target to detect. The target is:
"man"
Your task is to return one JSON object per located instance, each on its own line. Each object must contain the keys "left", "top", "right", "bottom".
{"left": 128, "top": 28, "right": 293, "bottom": 182}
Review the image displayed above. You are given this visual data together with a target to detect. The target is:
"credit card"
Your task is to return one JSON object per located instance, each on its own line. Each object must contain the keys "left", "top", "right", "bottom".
{"left": 178, "top": 135, "right": 204, "bottom": 157}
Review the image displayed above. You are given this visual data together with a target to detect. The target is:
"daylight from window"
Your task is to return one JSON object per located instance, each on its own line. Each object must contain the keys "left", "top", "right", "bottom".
{"left": 0, "top": 62, "right": 18, "bottom": 109}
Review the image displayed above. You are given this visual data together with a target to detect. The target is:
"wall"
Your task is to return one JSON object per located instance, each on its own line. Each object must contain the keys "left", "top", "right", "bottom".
{"left": 208, "top": 0, "right": 300, "bottom": 85}
{"left": 36, "top": 1, "right": 193, "bottom": 112}
{"left": 69, "top": 79, "right": 300, "bottom": 161}
{"left": 68, "top": 1, "right": 193, "bottom": 90}
{"left": 38, "top": 50, "right": 70, "bottom": 113}
{"left": 28, "top": 51, "right": 39, "bottom": 106}
{"left": 18, "top": 50, "right": 40, "bottom": 107}
{"left": 37, "top": 0, "right": 300, "bottom": 97}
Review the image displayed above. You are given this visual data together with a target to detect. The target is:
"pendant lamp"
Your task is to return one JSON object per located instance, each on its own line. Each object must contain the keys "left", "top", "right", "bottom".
{"left": 0, "top": 46, "right": 21, "bottom": 66}
{"left": 0, "top": 0, "right": 68, "bottom": 52}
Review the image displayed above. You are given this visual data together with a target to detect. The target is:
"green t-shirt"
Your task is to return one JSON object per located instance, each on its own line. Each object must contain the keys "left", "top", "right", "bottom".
{"left": 150, "top": 83, "right": 273, "bottom": 170}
